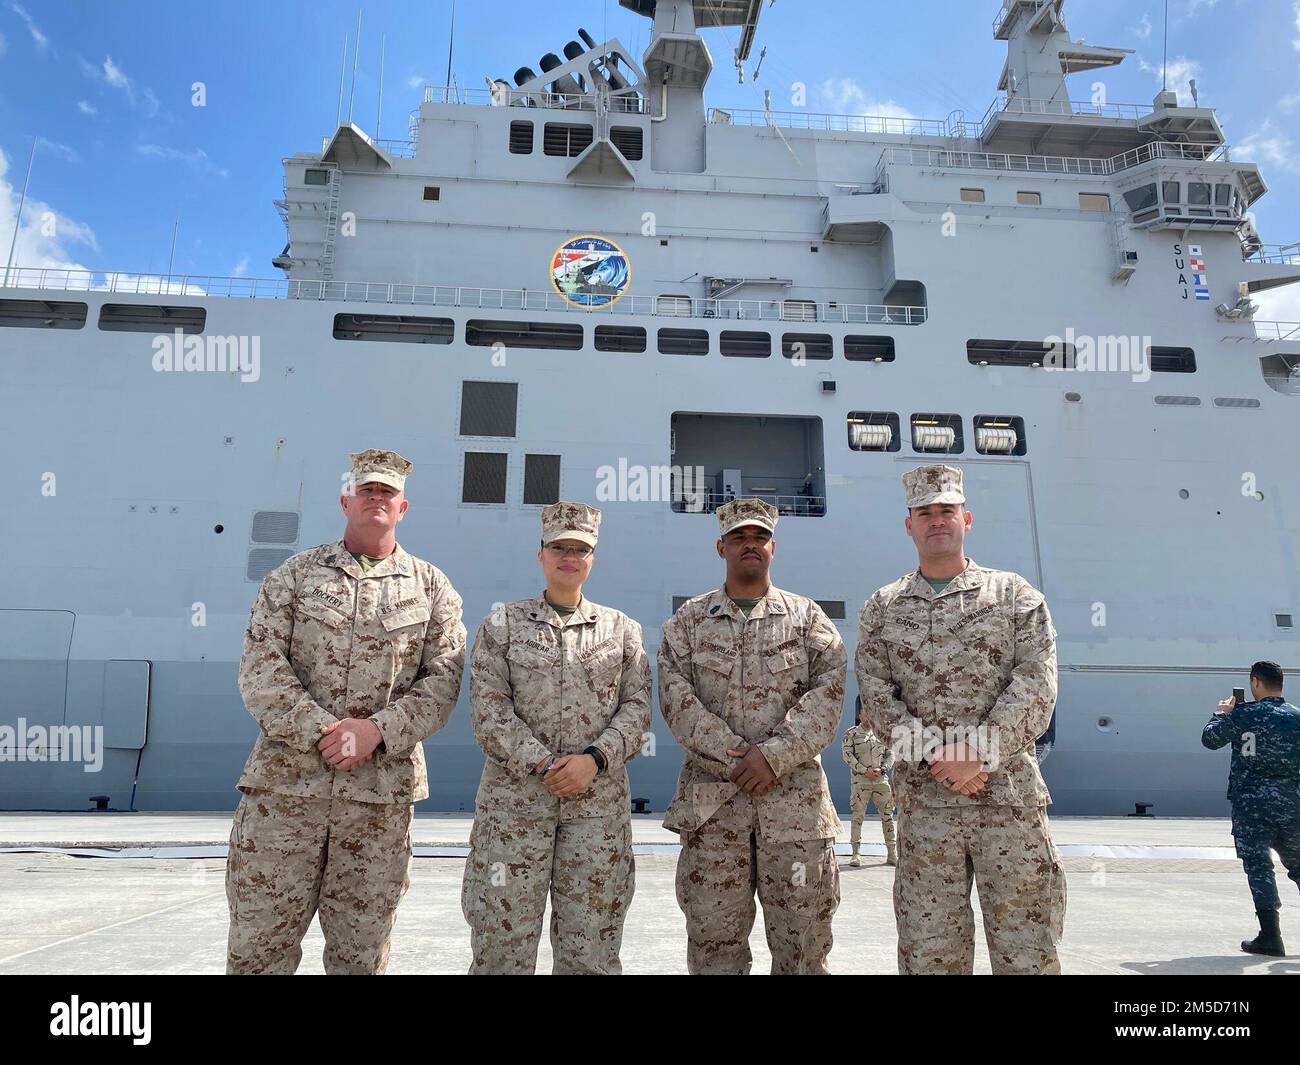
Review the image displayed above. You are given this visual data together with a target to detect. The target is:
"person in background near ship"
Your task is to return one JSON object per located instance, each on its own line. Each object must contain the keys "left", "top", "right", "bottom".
{"left": 842, "top": 697, "right": 897, "bottom": 868}
{"left": 1202, "top": 661, "right": 1300, "bottom": 957}
{"left": 659, "top": 499, "right": 845, "bottom": 975}
{"left": 226, "top": 449, "right": 466, "bottom": 974}
{"left": 856, "top": 465, "right": 1065, "bottom": 975}
{"left": 462, "top": 503, "right": 651, "bottom": 974}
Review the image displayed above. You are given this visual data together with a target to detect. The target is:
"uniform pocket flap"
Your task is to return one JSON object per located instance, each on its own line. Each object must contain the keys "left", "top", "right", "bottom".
{"left": 380, "top": 604, "right": 431, "bottom": 633}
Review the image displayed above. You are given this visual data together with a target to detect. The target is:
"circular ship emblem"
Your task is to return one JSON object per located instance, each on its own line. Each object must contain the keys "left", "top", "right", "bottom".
{"left": 550, "top": 235, "right": 631, "bottom": 309}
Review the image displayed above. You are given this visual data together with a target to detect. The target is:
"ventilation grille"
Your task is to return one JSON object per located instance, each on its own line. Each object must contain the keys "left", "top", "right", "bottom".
{"left": 1153, "top": 395, "right": 1201, "bottom": 406}
{"left": 247, "top": 548, "right": 295, "bottom": 582}
{"left": 543, "top": 123, "right": 595, "bottom": 157}
{"left": 250, "top": 511, "right": 300, "bottom": 544}
{"left": 463, "top": 452, "right": 508, "bottom": 504}
{"left": 0, "top": 299, "right": 88, "bottom": 329}
{"left": 460, "top": 380, "right": 518, "bottom": 438}
{"left": 99, "top": 303, "right": 206, "bottom": 334}
{"left": 523, "top": 454, "right": 561, "bottom": 506}
{"left": 509, "top": 121, "right": 534, "bottom": 154}
{"left": 1213, "top": 397, "right": 1262, "bottom": 409}
{"left": 610, "top": 126, "right": 643, "bottom": 161}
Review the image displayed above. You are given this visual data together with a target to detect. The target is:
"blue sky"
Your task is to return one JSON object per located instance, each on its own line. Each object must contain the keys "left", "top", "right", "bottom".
{"left": 1, "top": 0, "right": 1297, "bottom": 315}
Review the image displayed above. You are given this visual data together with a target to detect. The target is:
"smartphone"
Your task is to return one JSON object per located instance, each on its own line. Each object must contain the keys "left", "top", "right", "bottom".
{"left": 1233, "top": 687, "right": 1246, "bottom": 706}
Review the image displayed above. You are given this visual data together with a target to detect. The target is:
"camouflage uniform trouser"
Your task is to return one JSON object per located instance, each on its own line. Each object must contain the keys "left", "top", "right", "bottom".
{"left": 675, "top": 796, "right": 840, "bottom": 975}
{"left": 461, "top": 810, "right": 634, "bottom": 974}
{"left": 225, "top": 788, "right": 412, "bottom": 975}
{"left": 1231, "top": 805, "right": 1300, "bottom": 912}
{"left": 894, "top": 804, "right": 1065, "bottom": 975}
{"left": 850, "top": 776, "right": 897, "bottom": 851}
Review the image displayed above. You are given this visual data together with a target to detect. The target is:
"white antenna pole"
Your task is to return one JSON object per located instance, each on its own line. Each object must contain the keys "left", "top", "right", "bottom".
{"left": 166, "top": 214, "right": 180, "bottom": 284}
{"left": 336, "top": 32, "right": 349, "bottom": 127}
{"left": 348, "top": 9, "right": 363, "bottom": 124}
{"left": 3, "top": 136, "right": 37, "bottom": 288}
{"left": 376, "top": 34, "right": 386, "bottom": 138}
{"left": 1162, "top": 0, "right": 1169, "bottom": 92}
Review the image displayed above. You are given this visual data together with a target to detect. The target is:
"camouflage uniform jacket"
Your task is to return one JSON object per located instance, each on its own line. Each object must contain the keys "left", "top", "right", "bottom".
{"left": 469, "top": 594, "right": 651, "bottom": 820}
{"left": 842, "top": 724, "right": 894, "bottom": 778}
{"left": 658, "top": 587, "right": 847, "bottom": 843}
{"left": 855, "top": 560, "right": 1057, "bottom": 809}
{"left": 236, "top": 541, "right": 466, "bottom": 804}
{"left": 1202, "top": 696, "right": 1300, "bottom": 813}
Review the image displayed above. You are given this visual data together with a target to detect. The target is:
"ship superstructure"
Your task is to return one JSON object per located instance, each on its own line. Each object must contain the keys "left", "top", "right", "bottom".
{"left": 2, "top": 0, "right": 1298, "bottom": 815}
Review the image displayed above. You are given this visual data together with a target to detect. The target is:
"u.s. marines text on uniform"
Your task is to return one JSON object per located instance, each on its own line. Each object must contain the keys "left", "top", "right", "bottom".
{"left": 856, "top": 465, "right": 1066, "bottom": 975}
{"left": 226, "top": 449, "right": 466, "bottom": 974}
{"left": 658, "top": 499, "right": 846, "bottom": 975}
{"left": 461, "top": 502, "right": 652, "bottom": 974}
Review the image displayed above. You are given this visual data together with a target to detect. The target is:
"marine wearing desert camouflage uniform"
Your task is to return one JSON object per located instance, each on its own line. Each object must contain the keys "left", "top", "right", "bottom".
{"left": 659, "top": 498, "right": 846, "bottom": 975}
{"left": 225, "top": 449, "right": 466, "bottom": 975}
{"left": 461, "top": 502, "right": 652, "bottom": 974}
{"left": 842, "top": 711, "right": 897, "bottom": 867}
{"left": 856, "top": 464, "right": 1065, "bottom": 975}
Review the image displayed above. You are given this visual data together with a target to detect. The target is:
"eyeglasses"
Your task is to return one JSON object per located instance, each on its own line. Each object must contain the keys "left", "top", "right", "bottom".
{"left": 544, "top": 544, "right": 593, "bottom": 560}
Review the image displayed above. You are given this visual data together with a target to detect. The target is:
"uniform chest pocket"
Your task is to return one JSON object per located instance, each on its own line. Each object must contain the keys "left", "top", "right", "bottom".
{"left": 764, "top": 643, "right": 808, "bottom": 675}
{"left": 507, "top": 643, "right": 559, "bottom": 679}
{"left": 881, "top": 619, "right": 927, "bottom": 653}
{"left": 380, "top": 605, "right": 431, "bottom": 635}
{"left": 694, "top": 644, "right": 738, "bottom": 680}
{"left": 577, "top": 641, "right": 620, "bottom": 694}
{"left": 296, "top": 596, "right": 351, "bottom": 630}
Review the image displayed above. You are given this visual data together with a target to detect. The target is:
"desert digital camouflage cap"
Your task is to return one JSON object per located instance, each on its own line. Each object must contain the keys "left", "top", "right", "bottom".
{"left": 717, "top": 498, "right": 779, "bottom": 537}
{"left": 903, "top": 464, "right": 965, "bottom": 509}
{"left": 541, "top": 501, "right": 601, "bottom": 547}
{"left": 349, "top": 449, "right": 413, "bottom": 491}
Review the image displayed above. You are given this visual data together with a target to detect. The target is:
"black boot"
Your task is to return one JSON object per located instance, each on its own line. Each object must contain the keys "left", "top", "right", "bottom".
{"left": 1241, "top": 910, "right": 1286, "bottom": 957}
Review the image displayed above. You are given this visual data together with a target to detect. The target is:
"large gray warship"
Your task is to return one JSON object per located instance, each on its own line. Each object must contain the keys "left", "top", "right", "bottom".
{"left": 2, "top": 0, "right": 1298, "bottom": 815}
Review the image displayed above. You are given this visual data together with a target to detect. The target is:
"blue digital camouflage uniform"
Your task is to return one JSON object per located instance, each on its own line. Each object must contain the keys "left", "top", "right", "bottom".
{"left": 1201, "top": 696, "right": 1300, "bottom": 912}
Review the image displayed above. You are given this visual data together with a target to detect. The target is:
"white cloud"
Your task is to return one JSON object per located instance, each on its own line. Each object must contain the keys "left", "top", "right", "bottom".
{"left": 0, "top": 146, "right": 98, "bottom": 281}
{"left": 36, "top": 138, "right": 79, "bottom": 164}
{"left": 9, "top": 2, "right": 48, "bottom": 50}
{"left": 818, "top": 78, "right": 919, "bottom": 125}
{"left": 84, "top": 54, "right": 160, "bottom": 116}
{"left": 1138, "top": 55, "right": 1203, "bottom": 105}
{"left": 77, "top": 99, "right": 96, "bottom": 115}
{"left": 406, "top": 74, "right": 425, "bottom": 90}
{"left": 1280, "top": 93, "right": 1300, "bottom": 113}
{"left": 232, "top": 256, "right": 250, "bottom": 277}
{"left": 135, "top": 143, "right": 229, "bottom": 178}
{"left": 1133, "top": 13, "right": 1153, "bottom": 41}
{"left": 1237, "top": 120, "right": 1300, "bottom": 172}
{"left": 1293, "top": 1, "right": 1300, "bottom": 50}
{"left": 1255, "top": 286, "right": 1300, "bottom": 325}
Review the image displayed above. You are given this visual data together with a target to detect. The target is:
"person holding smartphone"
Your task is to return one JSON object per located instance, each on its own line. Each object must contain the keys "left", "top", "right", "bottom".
{"left": 1202, "top": 661, "right": 1300, "bottom": 957}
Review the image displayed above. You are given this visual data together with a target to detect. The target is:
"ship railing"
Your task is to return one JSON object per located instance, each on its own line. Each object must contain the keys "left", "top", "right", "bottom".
{"left": 878, "top": 146, "right": 1113, "bottom": 177}
{"left": 1244, "top": 244, "right": 1300, "bottom": 266}
{"left": 0, "top": 268, "right": 929, "bottom": 325}
{"left": 708, "top": 107, "right": 952, "bottom": 138}
{"left": 320, "top": 134, "right": 417, "bottom": 158}
{"left": 422, "top": 84, "right": 647, "bottom": 114}
{"left": 877, "top": 141, "right": 1232, "bottom": 180}
{"left": 670, "top": 492, "right": 828, "bottom": 517}
{"left": 1244, "top": 320, "right": 1300, "bottom": 342}
{"left": 981, "top": 95, "right": 1149, "bottom": 128}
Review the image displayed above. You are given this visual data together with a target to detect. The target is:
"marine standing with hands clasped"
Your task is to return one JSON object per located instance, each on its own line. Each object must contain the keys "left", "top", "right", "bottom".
{"left": 842, "top": 701, "right": 897, "bottom": 867}
{"left": 226, "top": 449, "right": 466, "bottom": 974}
{"left": 856, "top": 465, "right": 1066, "bottom": 975}
{"left": 461, "top": 502, "right": 651, "bottom": 974}
{"left": 659, "top": 499, "right": 846, "bottom": 975}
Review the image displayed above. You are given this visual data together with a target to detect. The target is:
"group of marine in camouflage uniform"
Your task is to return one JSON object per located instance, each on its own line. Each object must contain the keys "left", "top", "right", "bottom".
{"left": 224, "top": 448, "right": 1297, "bottom": 974}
